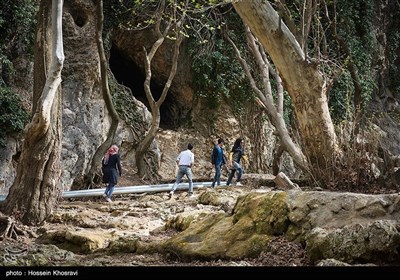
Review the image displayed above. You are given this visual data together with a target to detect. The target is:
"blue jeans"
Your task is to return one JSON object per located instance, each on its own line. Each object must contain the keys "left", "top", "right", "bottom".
{"left": 226, "top": 161, "right": 243, "bottom": 186}
{"left": 171, "top": 166, "right": 193, "bottom": 194}
{"left": 212, "top": 164, "right": 222, "bottom": 187}
{"left": 105, "top": 183, "right": 115, "bottom": 198}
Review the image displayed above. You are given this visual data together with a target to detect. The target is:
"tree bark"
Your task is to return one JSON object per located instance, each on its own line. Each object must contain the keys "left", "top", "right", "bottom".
{"left": 243, "top": 102, "right": 268, "bottom": 174}
{"left": 0, "top": 0, "right": 64, "bottom": 225}
{"left": 233, "top": 0, "right": 340, "bottom": 170}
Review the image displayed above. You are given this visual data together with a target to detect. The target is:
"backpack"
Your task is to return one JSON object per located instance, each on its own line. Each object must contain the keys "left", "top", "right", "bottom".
{"left": 211, "top": 147, "right": 216, "bottom": 164}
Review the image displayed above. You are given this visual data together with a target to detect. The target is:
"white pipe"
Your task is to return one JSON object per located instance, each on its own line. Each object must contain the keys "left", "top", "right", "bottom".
{"left": 63, "top": 181, "right": 221, "bottom": 198}
{"left": 0, "top": 182, "right": 225, "bottom": 200}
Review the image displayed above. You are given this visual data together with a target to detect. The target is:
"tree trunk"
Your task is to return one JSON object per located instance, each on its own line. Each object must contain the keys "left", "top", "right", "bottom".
{"left": 135, "top": 0, "right": 185, "bottom": 179}
{"left": 135, "top": 110, "right": 161, "bottom": 180}
{"left": 233, "top": 0, "right": 340, "bottom": 170}
{"left": 243, "top": 103, "right": 269, "bottom": 174}
{"left": 84, "top": 0, "right": 119, "bottom": 188}
{"left": 0, "top": 0, "right": 64, "bottom": 225}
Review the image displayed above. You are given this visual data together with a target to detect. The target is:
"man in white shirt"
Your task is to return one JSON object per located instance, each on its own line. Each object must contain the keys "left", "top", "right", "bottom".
{"left": 169, "top": 143, "right": 195, "bottom": 198}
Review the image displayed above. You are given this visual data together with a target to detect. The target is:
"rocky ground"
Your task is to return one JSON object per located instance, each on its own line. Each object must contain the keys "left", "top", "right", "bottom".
{"left": 2, "top": 165, "right": 398, "bottom": 270}
{"left": 0, "top": 173, "right": 311, "bottom": 269}
{"left": 58, "top": 184, "right": 309, "bottom": 266}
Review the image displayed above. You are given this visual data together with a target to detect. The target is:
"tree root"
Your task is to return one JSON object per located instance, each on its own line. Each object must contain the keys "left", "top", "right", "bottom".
{"left": 0, "top": 215, "right": 25, "bottom": 241}
{"left": 142, "top": 155, "right": 161, "bottom": 183}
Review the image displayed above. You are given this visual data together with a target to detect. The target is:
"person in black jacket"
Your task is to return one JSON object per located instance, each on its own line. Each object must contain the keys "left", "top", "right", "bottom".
{"left": 102, "top": 144, "right": 122, "bottom": 202}
{"left": 211, "top": 138, "right": 226, "bottom": 188}
{"left": 226, "top": 138, "right": 247, "bottom": 186}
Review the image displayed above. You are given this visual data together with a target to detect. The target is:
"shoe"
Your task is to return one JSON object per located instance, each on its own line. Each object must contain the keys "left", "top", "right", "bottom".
{"left": 236, "top": 182, "right": 243, "bottom": 186}
{"left": 102, "top": 193, "right": 107, "bottom": 197}
{"left": 188, "top": 193, "right": 193, "bottom": 197}
{"left": 168, "top": 191, "right": 174, "bottom": 198}
{"left": 105, "top": 197, "right": 112, "bottom": 202}
{"left": 211, "top": 184, "right": 215, "bottom": 188}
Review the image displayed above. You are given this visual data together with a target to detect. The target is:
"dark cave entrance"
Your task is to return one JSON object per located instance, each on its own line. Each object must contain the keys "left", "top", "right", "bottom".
{"left": 109, "top": 46, "right": 180, "bottom": 130}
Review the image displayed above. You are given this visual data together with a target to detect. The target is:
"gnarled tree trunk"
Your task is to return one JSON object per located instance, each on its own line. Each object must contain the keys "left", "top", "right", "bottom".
{"left": 233, "top": 0, "right": 340, "bottom": 170}
{"left": 0, "top": 0, "right": 64, "bottom": 225}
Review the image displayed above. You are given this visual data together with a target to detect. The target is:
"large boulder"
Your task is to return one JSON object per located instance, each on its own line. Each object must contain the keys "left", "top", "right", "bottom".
{"left": 162, "top": 190, "right": 400, "bottom": 264}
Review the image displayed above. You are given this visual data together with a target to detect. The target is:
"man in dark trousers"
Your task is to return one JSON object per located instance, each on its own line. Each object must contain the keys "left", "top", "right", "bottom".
{"left": 211, "top": 138, "right": 226, "bottom": 188}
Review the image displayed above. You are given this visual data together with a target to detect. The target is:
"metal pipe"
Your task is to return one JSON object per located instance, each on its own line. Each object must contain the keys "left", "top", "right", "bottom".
{"left": 63, "top": 181, "right": 220, "bottom": 198}
{"left": 0, "top": 182, "right": 224, "bottom": 200}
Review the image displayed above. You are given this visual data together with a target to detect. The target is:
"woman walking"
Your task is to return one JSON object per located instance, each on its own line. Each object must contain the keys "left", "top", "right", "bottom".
{"left": 102, "top": 144, "right": 122, "bottom": 202}
{"left": 226, "top": 138, "right": 247, "bottom": 186}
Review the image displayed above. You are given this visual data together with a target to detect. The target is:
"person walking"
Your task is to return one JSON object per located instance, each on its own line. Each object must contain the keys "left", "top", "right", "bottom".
{"left": 169, "top": 143, "right": 195, "bottom": 198}
{"left": 211, "top": 138, "right": 226, "bottom": 188}
{"left": 226, "top": 138, "right": 247, "bottom": 186}
{"left": 102, "top": 144, "right": 122, "bottom": 202}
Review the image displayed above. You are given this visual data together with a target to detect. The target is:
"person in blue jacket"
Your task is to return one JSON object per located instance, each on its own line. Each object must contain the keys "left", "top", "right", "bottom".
{"left": 211, "top": 138, "right": 226, "bottom": 188}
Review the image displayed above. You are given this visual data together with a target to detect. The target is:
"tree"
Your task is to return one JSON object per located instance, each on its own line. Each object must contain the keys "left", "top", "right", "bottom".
{"left": 233, "top": 0, "right": 340, "bottom": 172}
{"left": 109, "top": 0, "right": 228, "bottom": 180}
{"left": 134, "top": 0, "right": 187, "bottom": 180}
{"left": 0, "top": 0, "right": 64, "bottom": 226}
{"left": 225, "top": 25, "right": 309, "bottom": 174}
{"left": 84, "top": 0, "right": 120, "bottom": 188}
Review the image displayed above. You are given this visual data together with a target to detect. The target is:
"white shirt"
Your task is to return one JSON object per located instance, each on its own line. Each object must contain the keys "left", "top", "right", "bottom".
{"left": 177, "top": 149, "right": 194, "bottom": 166}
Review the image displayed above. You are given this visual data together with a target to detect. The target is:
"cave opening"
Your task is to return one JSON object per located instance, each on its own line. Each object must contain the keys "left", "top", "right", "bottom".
{"left": 109, "top": 46, "right": 179, "bottom": 129}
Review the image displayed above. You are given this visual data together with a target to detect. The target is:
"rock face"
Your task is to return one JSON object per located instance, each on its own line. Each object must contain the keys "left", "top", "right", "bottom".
{"left": 0, "top": 0, "right": 108, "bottom": 193}
{"left": 111, "top": 28, "right": 194, "bottom": 130}
{"left": 164, "top": 190, "right": 400, "bottom": 264}
{"left": 61, "top": 0, "right": 108, "bottom": 189}
{"left": 0, "top": 138, "right": 20, "bottom": 195}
